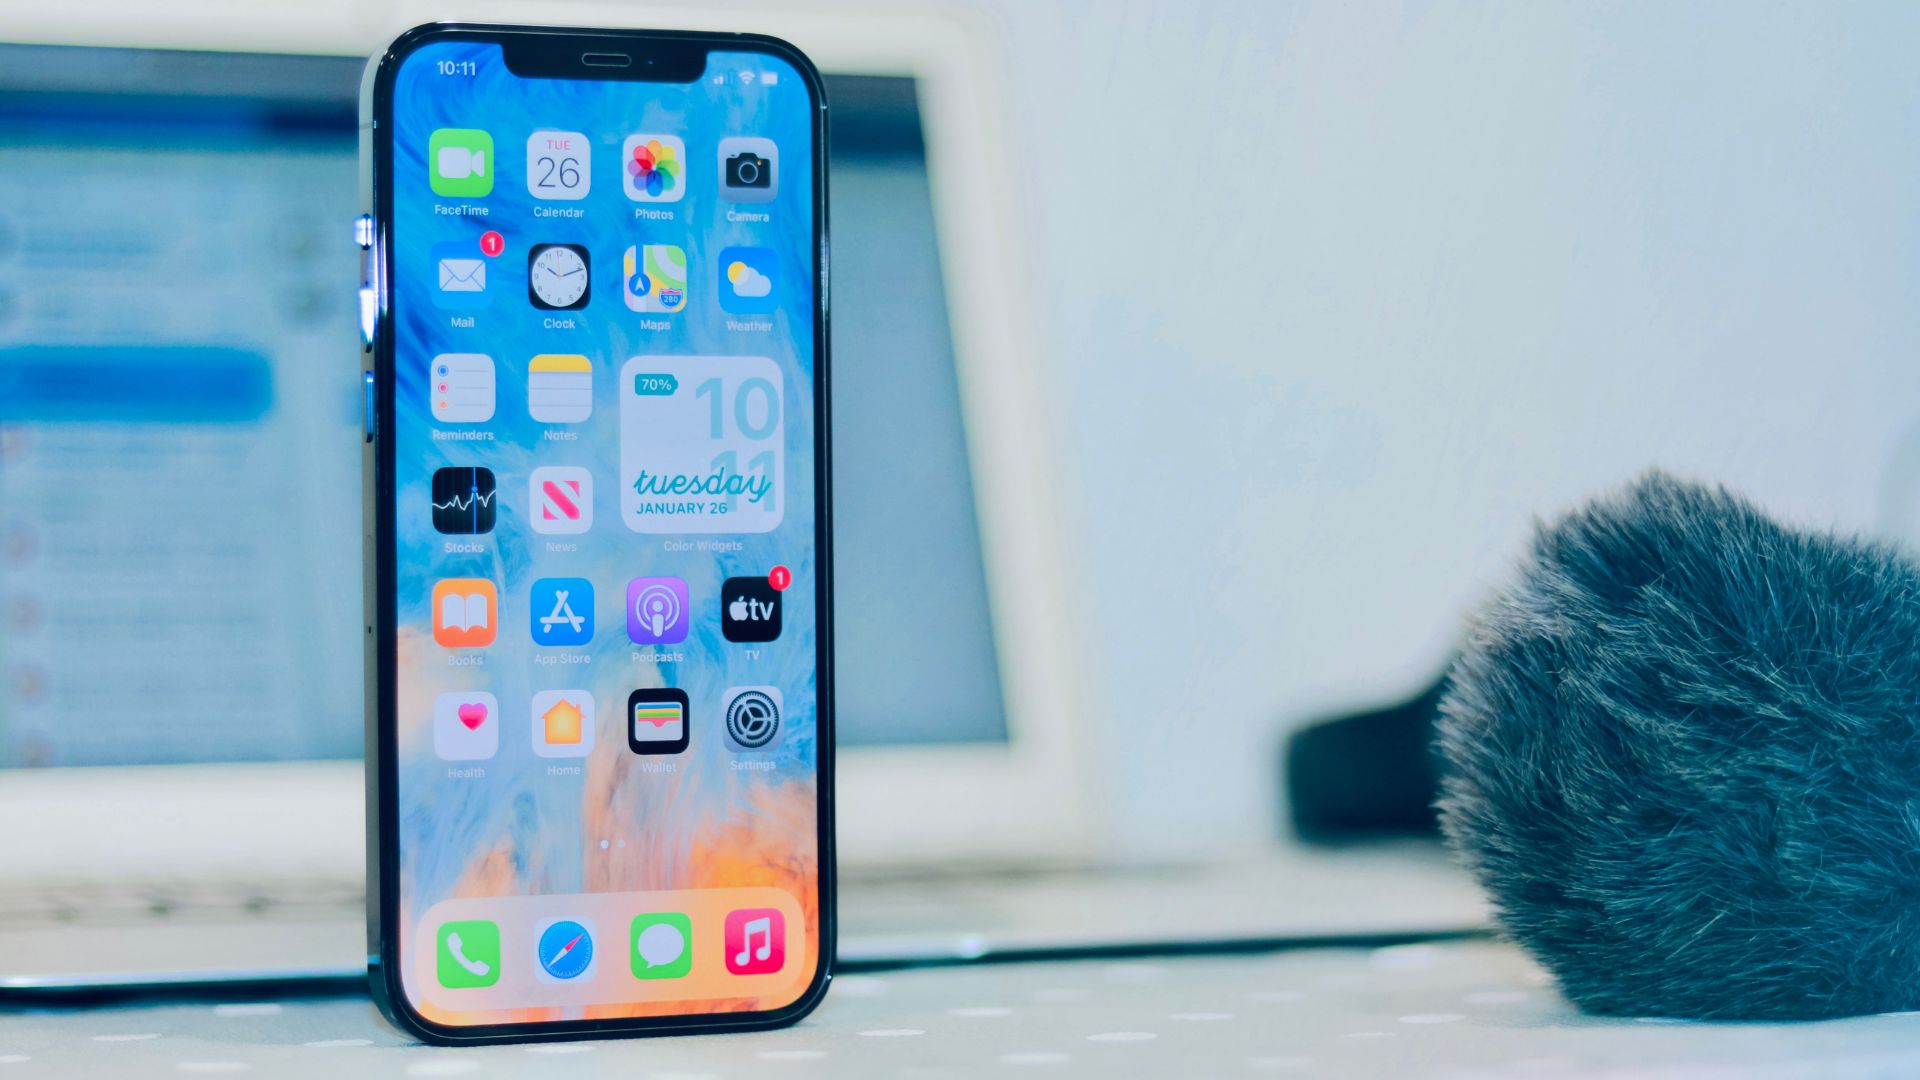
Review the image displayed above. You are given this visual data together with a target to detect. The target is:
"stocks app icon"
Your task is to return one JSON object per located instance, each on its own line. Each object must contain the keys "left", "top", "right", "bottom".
{"left": 431, "top": 467, "right": 496, "bottom": 534}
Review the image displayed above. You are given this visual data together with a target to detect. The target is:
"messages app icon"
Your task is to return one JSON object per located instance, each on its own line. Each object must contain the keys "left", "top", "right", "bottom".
{"left": 631, "top": 912, "right": 692, "bottom": 979}
{"left": 429, "top": 129, "right": 493, "bottom": 198}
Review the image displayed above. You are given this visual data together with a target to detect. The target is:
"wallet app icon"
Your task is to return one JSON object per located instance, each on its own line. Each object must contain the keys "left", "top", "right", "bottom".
{"left": 431, "top": 240, "right": 490, "bottom": 309}
{"left": 627, "top": 688, "right": 690, "bottom": 755}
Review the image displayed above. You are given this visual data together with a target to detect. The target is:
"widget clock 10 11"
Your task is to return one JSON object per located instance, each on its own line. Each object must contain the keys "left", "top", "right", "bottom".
{"left": 368, "top": 25, "right": 829, "bottom": 1042}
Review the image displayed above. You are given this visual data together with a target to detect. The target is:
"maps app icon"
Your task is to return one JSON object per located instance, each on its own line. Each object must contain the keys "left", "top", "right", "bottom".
{"left": 623, "top": 244, "right": 687, "bottom": 313}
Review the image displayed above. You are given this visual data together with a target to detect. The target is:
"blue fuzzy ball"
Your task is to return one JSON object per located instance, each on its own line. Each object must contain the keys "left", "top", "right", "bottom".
{"left": 1437, "top": 471, "right": 1920, "bottom": 1020}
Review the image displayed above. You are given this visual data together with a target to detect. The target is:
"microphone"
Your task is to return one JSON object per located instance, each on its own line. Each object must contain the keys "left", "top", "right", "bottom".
{"left": 1437, "top": 471, "right": 1920, "bottom": 1020}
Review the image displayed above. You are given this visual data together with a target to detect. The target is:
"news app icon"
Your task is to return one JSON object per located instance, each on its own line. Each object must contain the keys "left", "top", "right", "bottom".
{"left": 723, "top": 907, "right": 785, "bottom": 976}
{"left": 627, "top": 688, "right": 690, "bottom": 756}
{"left": 625, "top": 577, "right": 689, "bottom": 645}
{"left": 530, "top": 466, "right": 592, "bottom": 534}
{"left": 431, "top": 466, "right": 496, "bottom": 535}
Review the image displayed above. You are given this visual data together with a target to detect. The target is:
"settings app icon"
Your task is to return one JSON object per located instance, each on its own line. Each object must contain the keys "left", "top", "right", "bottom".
{"left": 722, "top": 686, "right": 783, "bottom": 751}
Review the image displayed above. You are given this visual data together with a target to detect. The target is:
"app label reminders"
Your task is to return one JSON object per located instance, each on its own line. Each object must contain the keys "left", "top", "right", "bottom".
{"left": 620, "top": 356, "right": 784, "bottom": 533}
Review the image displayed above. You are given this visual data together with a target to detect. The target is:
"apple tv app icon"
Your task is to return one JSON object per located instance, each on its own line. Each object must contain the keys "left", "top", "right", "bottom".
{"left": 721, "top": 576, "right": 782, "bottom": 643}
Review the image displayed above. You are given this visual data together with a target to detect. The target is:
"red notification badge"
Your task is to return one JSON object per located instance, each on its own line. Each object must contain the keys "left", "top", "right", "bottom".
{"left": 478, "top": 230, "right": 505, "bottom": 257}
{"left": 768, "top": 566, "right": 791, "bottom": 591}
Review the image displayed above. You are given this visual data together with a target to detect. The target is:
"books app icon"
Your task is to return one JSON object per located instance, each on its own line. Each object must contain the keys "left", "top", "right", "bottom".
{"left": 432, "top": 578, "right": 497, "bottom": 648}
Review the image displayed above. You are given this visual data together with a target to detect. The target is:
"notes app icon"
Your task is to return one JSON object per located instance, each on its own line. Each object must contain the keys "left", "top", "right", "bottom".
{"left": 528, "top": 354, "right": 592, "bottom": 423}
{"left": 432, "top": 578, "right": 497, "bottom": 648}
{"left": 724, "top": 907, "right": 785, "bottom": 976}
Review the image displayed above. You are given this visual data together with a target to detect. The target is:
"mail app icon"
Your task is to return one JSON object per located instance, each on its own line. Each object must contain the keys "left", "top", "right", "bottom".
{"left": 441, "top": 259, "right": 485, "bottom": 291}
{"left": 431, "top": 240, "right": 492, "bottom": 309}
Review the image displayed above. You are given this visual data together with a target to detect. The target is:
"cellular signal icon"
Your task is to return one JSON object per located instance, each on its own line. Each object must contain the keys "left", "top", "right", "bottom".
{"left": 432, "top": 467, "right": 497, "bottom": 535}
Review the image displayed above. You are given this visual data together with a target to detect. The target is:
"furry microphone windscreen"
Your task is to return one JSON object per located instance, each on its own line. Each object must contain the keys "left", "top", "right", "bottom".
{"left": 1437, "top": 471, "right": 1920, "bottom": 1021}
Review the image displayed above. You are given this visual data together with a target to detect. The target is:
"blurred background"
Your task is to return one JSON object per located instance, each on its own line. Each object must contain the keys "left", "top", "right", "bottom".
{"left": 4, "top": 1, "right": 1920, "bottom": 967}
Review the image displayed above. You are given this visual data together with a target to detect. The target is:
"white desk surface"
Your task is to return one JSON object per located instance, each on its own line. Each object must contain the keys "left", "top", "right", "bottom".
{"left": 4, "top": 940, "right": 1917, "bottom": 1079}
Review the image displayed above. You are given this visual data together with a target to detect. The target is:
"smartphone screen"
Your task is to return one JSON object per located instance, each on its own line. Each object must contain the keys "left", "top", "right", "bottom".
{"left": 373, "top": 30, "right": 828, "bottom": 1034}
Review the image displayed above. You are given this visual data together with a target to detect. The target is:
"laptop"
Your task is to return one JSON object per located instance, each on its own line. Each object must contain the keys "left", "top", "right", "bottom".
{"left": 0, "top": 11, "right": 1486, "bottom": 993}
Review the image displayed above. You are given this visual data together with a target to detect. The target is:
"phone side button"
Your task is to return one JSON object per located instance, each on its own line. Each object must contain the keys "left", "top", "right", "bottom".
{"left": 363, "top": 371, "right": 375, "bottom": 444}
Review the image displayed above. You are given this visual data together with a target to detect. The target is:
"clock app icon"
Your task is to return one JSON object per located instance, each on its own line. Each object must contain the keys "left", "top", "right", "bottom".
{"left": 528, "top": 243, "right": 591, "bottom": 310}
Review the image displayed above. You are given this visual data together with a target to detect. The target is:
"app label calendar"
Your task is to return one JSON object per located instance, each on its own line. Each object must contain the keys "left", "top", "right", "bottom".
{"left": 619, "top": 356, "right": 784, "bottom": 534}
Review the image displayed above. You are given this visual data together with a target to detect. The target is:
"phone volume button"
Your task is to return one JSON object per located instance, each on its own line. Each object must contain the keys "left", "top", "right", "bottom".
{"left": 363, "top": 371, "right": 375, "bottom": 444}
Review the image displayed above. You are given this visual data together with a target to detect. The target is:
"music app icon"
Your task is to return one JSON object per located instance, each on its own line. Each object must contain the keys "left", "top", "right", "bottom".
{"left": 723, "top": 907, "right": 785, "bottom": 976}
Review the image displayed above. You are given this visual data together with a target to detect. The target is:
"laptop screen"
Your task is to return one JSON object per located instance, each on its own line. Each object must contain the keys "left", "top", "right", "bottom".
{"left": 0, "top": 45, "right": 1007, "bottom": 767}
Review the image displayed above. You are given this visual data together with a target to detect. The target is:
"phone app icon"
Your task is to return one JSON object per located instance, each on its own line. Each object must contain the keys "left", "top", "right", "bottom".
{"left": 717, "top": 246, "right": 778, "bottom": 314}
{"left": 627, "top": 688, "right": 690, "bottom": 755}
{"left": 718, "top": 136, "right": 778, "bottom": 202}
{"left": 530, "top": 689, "right": 595, "bottom": 758}
{"left": 526, "top": 129, "right": 590, "bottom": 200}
{"left": 528, "top": 354, "right": 592, "bottom": 424}
{"left": 529, "top": 243, "right": 591, "bottom": 310}
{"left": 720, "top": 576, "right": 782, "bottom": 642}
{"left": 529, "top": 577, "right": 593, "bottom": 646}
{"left": 431, "top": 239, "right": 494, "bottom": 309}
{"left": 432, "top": 691, "right": 499, "bottom": 761}
{"left": 429, "top": 354, "right": 495, "bottom": 423}
{"left": 631, "top": 912, "right": 692, "bottom": 979}
{"left": 622, "top": 134, "right": 685, "bottom": 202}
{"left": 431, "top": 466, "right": 496, "bottom": 535}
{"left": 530, "top": 466, "right": 592, "bottom": 534}
{"left": 625, "top": 577, "right": 689, "bottom": 645}
{"left": 535, "top": 918, "right": 596, "bottom": 983}
{"left": 428, "top": 128, "right": 492, "bottom": 198}
{"left": 432, "top": 578, "right": 497, "bottom": 648}
{"left": 724, "top": 907, "right": 786, "bottom": 976}
{"left": 622, "top": 244, "right": 688, "bottom": 313}
{"left": 722, "top": 686, "right": 783, "bottom": 752}
{"left": 436, "top": 919, "right": 501, "bottom": 988}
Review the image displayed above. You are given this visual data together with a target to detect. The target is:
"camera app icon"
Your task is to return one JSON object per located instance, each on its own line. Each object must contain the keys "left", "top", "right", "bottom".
{"left": 718, "top": 136, "right": 778, "bottom": 203}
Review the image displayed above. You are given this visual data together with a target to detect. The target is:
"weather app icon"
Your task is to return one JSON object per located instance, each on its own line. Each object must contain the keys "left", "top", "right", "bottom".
{"left": 717, "top": 246, "right": 778, "bottom": 314}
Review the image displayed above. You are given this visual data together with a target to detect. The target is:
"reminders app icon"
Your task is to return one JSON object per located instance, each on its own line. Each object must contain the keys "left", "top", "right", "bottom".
{"left": 628, "top": 688, "right": 690, "bottom": 755}
{"left": 430, "top": 355, "right": 495, "bottom": 423}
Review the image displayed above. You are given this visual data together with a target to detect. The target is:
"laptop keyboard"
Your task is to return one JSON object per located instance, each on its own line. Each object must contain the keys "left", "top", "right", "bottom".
{"left": 0, "top": 878, "right": 363, "bottom": 928}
